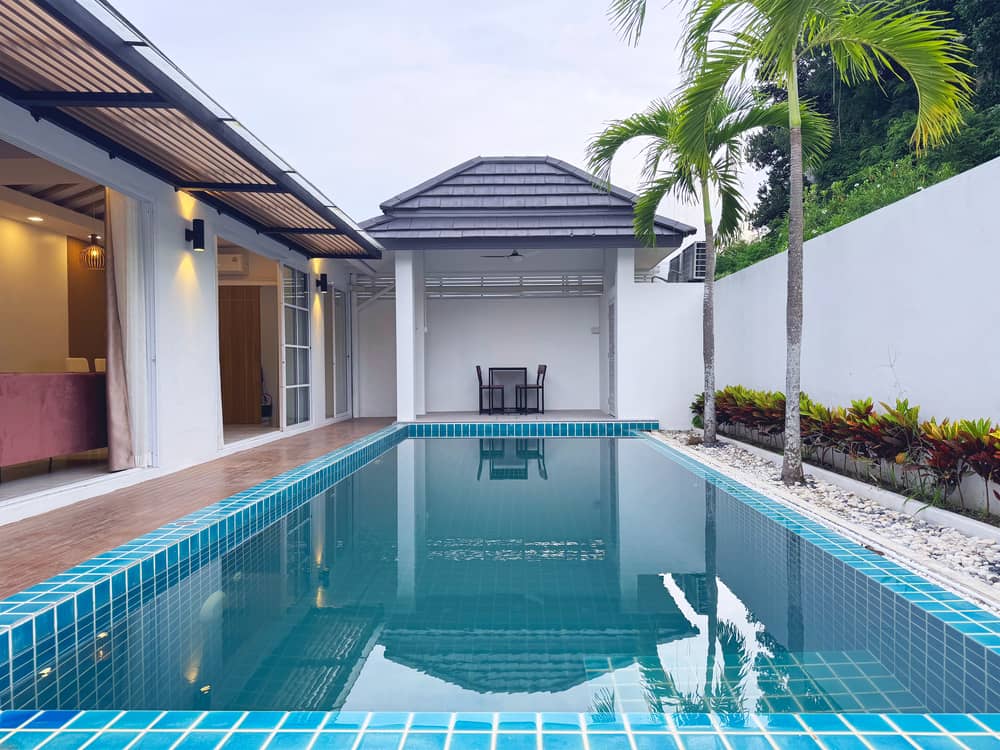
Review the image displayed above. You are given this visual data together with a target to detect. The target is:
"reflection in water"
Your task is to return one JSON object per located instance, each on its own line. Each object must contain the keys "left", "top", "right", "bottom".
{"left": 9, "top": 438, "right": 993, "bottom": 714}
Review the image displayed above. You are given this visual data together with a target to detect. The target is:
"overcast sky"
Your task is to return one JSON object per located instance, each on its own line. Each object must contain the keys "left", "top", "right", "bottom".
{"left": 112, "top": 0, "right": 760, "bottom": 233}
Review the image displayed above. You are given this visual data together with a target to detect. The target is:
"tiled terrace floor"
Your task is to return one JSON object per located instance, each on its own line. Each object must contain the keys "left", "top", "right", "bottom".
{"left": 0, "top": 418, "right": 391, "bottom": 599}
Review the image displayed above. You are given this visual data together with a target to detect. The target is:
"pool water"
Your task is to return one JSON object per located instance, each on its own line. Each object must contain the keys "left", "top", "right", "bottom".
{"left": 7, "top": 437, "right": 999, "bottom": 714}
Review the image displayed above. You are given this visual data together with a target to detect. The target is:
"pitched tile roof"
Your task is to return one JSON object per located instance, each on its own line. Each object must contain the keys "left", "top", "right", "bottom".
{"left": 361, "top": 156, "right": 696, "bottom": 249}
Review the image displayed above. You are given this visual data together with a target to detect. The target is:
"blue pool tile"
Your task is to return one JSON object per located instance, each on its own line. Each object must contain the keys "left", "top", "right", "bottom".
{"left": 66, "top": 712, "right": 121, "bottom": 730}
{"left": 269, "top": 733, "right": 321, "bottom": 750}
{"left": 903, "top": 737, "right": 966, "bottom": 750}
{"left": 239, "top": 712, "right": 287, "bottom": 731}
{"left": 0, "top": 712, "right": 39, "bottom": 730}
{"left": 797, "top": 715, "right": 848, "bottom": 733}
{"left": 676, "top": 736, "right": 727, "bottom": 750}
{"left": 958, "top": 737, "right": 1000, "bottom": 750}
{"left": 585, "top": 733, "right": 632, "bottom": 750}
{"left": 627, "top": 714, "right": 670, "bottom": 733}
{"left": 859, "top": 736, "right": 916, "bottom": 750}
{"left": 584, "top": 714, "right": 628, "bottom": 732}
{"left": 110, "top": 712, "right": 163, "bottom": 730}
{"left": 282, "top": 712, "right": 328, "bottom": 731}
{"left": 312, "top": 733, "right": 360, "bottom": 750}
{"left": 151, "top": 711, "right": 204, "bottom": 730}
{"left": 673, "top": 714, "right": 714, "bottom": 731}
{"left": 632, "top": 735, "right": 678, "bottom": 750}
{"left": 402, "top": 733, "right": 448, "bottom": 750}
{"left": 768, "top": 736, "right": 821, "bottom": 750}
{"left": 841, "top": 715, "right": 894, "bottom": 733}
{"left": 815, "top": 737, "right": 868, "bottom": 750}
{"left": 930, "top": 714, "right": 985, "bottom": 733}
{"left": 0, "top": 731, "right": 55, "bottom": 749}
{"left": 449, "top": 734, "right": 492, "bottom": 750}
{"left": 196, "top": 712, "right": 246, "bottom": 730}
{"left": 177, "top": 731, "right": 234, "bottom": 750}
{"left": 220, "top": 732, "right": 273, "bottom": 750}
{"left": 496, "top": 733, "right": 539, "bottom": 750}
{"left": 453, "top": 715, "right": 494, "bottom": 732}
{"left": 23, "top": 711, "right": 79, "bottom": 729}
{"left": 88, "top": 731, "right": 140, "bottom": 750}
{"left": 725, "top": 736, "right": 773, "bottom": 750}
{"left": 42, "top": 731, "right": 104, "bottom": 750}
{"left": 131, "top": 732, "right": 186, "bottom": 750}
{"left": 408, "top": 714, "right": 452, "bottom": 731}
{"left": 366, "top": 713, "right": 410, "bottom": 731}
{"left": 357, "top": 732, "right": 404, "bottom": 750}
{"left": 542, "top": 734, "right": 585, "bottom": 750}
{"left": 498, "top": 714, "right": 538, "bottom": 731}
{"left": 540, "top": 715, "right": 581, "bottom": 732}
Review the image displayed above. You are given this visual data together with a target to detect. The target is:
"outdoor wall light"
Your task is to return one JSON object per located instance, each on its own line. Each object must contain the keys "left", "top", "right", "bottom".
{"left": 316, "top": 273, "right": 329, "bottom": 294}
{"left": 185, "top": 218, "right": 206, "bottom": 252}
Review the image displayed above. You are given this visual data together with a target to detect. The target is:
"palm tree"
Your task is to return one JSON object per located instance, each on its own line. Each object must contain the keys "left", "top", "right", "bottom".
{"left": 610, "top": 0, "right": 973, "bottom": 482}
{"left": 587, "top": 90, "right": 829, "bottom": 445}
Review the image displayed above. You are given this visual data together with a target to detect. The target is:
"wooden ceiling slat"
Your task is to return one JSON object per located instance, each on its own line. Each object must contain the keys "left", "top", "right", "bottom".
{"left": 0, "top": 1, "right": 147, "bottom": 93}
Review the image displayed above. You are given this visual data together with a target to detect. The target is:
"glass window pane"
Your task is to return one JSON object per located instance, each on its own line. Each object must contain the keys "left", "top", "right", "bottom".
{"left": 296, "top": 308, "right": 309, "bottom": 346}
{"left": 298, "top": 387, "right": 310, "bottom": 423}
{"left": 284, "top": 306, "right": 295, "bottom": 344}
{"left": 285, "top": 352, "right": 297, "bottom": 387}
{"left": 297, "top": 349, "right": 310, "bottom": 385}
{"left": 286, "top": 388, "right": 299, "bottom": 425}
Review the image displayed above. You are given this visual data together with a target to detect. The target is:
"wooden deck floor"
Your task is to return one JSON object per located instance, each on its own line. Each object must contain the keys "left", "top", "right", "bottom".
{"left": 0, "top": 418, "right": 392, "bottom": 599}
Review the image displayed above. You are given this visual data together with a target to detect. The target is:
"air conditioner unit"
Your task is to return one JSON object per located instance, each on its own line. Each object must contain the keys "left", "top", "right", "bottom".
{"left": 218, "top": 249, "right": 248, "bottom": 276}
{"left": 679, "top": 241, "right": 707, "bottom": 282}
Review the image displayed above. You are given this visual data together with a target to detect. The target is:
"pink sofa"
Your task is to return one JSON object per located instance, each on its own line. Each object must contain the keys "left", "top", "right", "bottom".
{"left": 0, "top": 373, "right": 107, "bottom": 467}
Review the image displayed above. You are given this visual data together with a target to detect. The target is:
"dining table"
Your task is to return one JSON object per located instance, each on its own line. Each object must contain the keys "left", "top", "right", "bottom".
{"left": 488, "top": 366, "right": 527, "bottom": 414}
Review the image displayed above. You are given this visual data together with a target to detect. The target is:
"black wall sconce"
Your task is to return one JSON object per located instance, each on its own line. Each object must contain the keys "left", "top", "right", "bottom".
{"left": 316, "top": 273, "right": 329, "bottom": 294}
{"left": 185, "top": 218, "right": 206, "bottom": 252}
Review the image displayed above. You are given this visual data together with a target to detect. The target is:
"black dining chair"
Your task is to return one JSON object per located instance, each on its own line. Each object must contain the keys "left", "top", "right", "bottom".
{"left": 477, "top": 365, "right": 504, "bottom": 414}
{"left": 516, "top": 364, "right": 547, "bottom": 414}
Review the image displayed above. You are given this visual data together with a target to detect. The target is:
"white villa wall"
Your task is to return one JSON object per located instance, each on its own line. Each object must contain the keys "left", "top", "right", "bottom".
{"left": 714, "top": 156, "right": 1000, "bottom": 423}
{"left": 612, "top": 248, "right": 704, "bottom": 428}
{"left": 424, "top": 296, "right": 601, "bottom": 413}
{"left": 357, "top": 298, "right": 397, "bottom": 418}
{"left": 0, "top": 96, "right": 352, "bottom": 479}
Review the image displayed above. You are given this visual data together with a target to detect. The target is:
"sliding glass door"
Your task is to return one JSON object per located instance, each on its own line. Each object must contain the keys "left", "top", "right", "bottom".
{"left": 282, "top": 266, "right": 310, "bottom": 426}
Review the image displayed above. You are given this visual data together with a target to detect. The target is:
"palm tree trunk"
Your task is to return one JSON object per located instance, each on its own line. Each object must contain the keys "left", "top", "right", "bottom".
{"left": 701, "top": 177, "right": 718, "bottom": 446}
{"left": 782, "top": 59, "right": 805, "bottom": 485}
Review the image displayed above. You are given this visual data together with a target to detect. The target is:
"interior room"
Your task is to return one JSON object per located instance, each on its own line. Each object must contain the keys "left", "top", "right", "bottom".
{"left": 0, "top": 138, "right": 110, "bottom": 499}
{"left": 217, "top": 239, "right": 282, "bottom": 444}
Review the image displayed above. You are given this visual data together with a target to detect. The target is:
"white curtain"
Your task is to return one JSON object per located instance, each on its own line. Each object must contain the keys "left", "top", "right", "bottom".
{"left": 105, "top": 188, "right": 151, "bottom": 470}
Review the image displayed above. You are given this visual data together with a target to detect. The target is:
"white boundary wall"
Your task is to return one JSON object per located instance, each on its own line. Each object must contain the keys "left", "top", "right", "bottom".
{"left": 715, "top": 156, "right": 1000, "bottom": 423}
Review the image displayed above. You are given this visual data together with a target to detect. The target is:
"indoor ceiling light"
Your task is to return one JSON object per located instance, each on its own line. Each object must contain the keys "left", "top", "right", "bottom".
{"left": 26, "top": 215, "right": 43, "bottom": 222}
{"left": 81, "top": 233, "right": 105, "bottom": 271}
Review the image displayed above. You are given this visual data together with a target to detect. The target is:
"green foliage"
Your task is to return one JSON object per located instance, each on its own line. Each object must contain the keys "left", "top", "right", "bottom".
{"left": 745, "top": 0, "right": 1000, "bottom": 235}
{"left": 715, "top": 155, "right": 957, "bottom": 278}
{"left": 691, "top": 386, "right": 1000, "bottom": 512}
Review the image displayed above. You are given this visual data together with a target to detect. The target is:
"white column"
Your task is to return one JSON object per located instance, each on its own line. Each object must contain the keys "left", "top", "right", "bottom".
{"left": 395, "top": 250, "right": 416, "bottom": 421}
{"left": 614, "top": 247, "right": 636, "bottom": 418}
{"left": 413, "top": 251, "right": 427, "bottom": 416}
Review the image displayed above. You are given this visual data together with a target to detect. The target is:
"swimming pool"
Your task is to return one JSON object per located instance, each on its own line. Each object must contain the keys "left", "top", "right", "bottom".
{"left": 3, "top": 424, "right": 1000, "bottom": 723}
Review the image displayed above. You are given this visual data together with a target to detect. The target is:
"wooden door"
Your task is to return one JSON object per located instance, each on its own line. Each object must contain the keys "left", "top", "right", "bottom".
{"left": 218, "top": 286, "right": 262, "bottom": 424}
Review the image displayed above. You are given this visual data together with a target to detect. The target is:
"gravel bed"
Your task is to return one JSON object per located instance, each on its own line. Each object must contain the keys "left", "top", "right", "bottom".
{"left": 658, "top": 430, "right": 1000, "bottom": 591}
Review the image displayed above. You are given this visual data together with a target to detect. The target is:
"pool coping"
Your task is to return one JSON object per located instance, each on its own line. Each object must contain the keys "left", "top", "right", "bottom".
{"left": 6, "top": 420, "right": 1000, "bottom": 745}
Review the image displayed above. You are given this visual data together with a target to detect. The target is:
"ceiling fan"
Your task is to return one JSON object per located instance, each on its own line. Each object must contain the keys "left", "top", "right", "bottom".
{"left": 480, "top": 249, "right": 536, "bottom": 263}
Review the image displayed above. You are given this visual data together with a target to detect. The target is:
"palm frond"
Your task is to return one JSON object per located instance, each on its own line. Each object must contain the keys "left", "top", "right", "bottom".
{"left": 807, "top": 2, "right": 973, "bottom": 150}
{"left": 633, "top": 171, "right": 697, "bottom": 246}
{"left": 608, "top": 0, "right": 648, "bottom": 46}
{"left": 587, "top": 103, "right": 676, "bottom": 186}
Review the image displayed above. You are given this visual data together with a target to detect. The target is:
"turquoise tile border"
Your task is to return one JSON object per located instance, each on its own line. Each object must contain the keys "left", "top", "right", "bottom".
{"left": 1, "top": 711, "right": 999, "bottom": 750}
{"left": 406, "top": 421, "right": 658, "bottom": 438}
